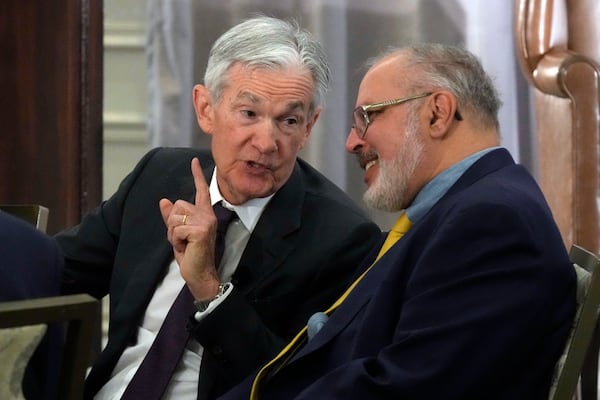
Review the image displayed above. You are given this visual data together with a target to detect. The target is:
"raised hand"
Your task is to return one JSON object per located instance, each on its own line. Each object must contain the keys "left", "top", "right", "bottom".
{"left": 159, "top": 157, "right": 221, "bottom": 300}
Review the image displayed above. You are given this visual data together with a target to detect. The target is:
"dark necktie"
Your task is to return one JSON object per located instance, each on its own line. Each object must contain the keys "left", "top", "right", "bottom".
{"left": 122, "top": 202, "right": 236, "bottom": 399}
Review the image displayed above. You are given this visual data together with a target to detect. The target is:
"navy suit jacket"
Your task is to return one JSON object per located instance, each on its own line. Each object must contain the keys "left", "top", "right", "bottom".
{"left": 56, "top": 147, "right": 381, "bottom": 399}
{"left": 0, "top": 210, "right": 64, "bottom": 400}
{"left": 219, "top": 148, "right": 576, "bottom": 400}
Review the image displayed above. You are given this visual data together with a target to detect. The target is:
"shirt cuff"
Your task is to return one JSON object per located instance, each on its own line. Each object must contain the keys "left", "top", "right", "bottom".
{"left": 193, "top": 282, "right": 233, "bottom": 321}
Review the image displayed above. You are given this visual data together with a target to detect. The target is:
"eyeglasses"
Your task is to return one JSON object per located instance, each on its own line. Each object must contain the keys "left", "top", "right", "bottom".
{"left": 351, "top": 92, "right": 432, "bottom": 139}
{"left": 351, "top": 92, "right": 464, "bottom": 139}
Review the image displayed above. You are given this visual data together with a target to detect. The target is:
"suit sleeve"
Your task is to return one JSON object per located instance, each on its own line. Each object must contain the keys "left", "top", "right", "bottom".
{"left": 57, "top": 148, "right": 162, "bottom": 298}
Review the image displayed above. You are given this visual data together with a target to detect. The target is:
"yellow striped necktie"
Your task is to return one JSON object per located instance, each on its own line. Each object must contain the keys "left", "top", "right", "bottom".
{"left": 249, "top": 213, "right": 412, "bottom": 400}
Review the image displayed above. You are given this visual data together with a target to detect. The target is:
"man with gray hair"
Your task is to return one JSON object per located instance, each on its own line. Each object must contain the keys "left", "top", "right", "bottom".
{"left": 219, "top": 43, "right": 576, "bottom": 400}
{"left": 56, "top": 16, "right": 379, "bottom": 400}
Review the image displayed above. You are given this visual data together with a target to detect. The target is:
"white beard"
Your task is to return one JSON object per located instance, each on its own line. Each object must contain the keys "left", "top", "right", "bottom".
{"left": 363, "top": 113, "right": 425, "bottom": 212}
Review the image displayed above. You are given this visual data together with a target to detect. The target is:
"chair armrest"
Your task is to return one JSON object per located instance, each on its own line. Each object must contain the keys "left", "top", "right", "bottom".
{"left": 0, "top": 294, "right": 100, "bottom": 400}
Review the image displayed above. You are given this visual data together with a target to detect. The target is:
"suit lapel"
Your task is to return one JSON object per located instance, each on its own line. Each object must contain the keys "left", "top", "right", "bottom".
{"left": 291, "top": 234, "right": 392, "bottom": 359}
{"left": 444, "top": 148, "right": 514, "bottom": 199}
{"left": 233, "top": 163, "right": 305, "bottom": 293}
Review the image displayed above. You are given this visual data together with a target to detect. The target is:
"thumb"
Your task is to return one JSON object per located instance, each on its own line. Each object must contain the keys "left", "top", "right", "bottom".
{"left": 159, "top": 198, "right": 174, "bottom": 226}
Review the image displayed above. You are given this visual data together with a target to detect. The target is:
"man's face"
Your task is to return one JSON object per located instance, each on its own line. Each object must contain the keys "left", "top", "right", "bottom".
{"left": 195, "top": 64, "right": 319, "bottom": 205}
{"left": 362, "top": 112, "right": 425, "bottom": 212}
{"left": 346, "top": 56, "right": 428, "bottom": 212}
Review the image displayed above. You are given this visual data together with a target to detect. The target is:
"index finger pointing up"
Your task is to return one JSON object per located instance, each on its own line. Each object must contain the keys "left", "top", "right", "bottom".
{"left": 191, "top": 157, "right": 211, "bottom": 206}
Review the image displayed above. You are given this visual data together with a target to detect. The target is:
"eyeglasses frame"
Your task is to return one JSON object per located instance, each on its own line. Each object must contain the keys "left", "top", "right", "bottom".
{"left": 352, "top": 91, "right": 462, "bottom": 139}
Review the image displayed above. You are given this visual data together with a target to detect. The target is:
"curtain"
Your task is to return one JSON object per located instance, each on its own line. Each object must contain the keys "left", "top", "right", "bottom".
{"left": 146, "top": 0, "right": 532, "bottom": 228}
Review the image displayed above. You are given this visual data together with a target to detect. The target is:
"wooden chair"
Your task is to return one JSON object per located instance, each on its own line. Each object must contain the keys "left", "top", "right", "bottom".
{"left": 0, "top": 204, "right": 49, "bottom": 233}
{"left": 0, "top": 204, "right": 105, "bottom": 375}
{"left": 549, "top": 244, "right": 600, "bottom": 400}
{"left": 0, "top": 294, "right": 100, "bottom": 400}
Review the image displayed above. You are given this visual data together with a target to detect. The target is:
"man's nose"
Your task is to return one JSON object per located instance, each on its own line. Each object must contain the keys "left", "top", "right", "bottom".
{"left": 253, "top": 120, "right": 278, "bottom": 153}
{"left": 345, "top": 127, "right": 363, "bottom": 153}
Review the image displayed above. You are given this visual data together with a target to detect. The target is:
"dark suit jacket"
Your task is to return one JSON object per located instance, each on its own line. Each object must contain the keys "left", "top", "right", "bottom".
{"left": 56, "top": 147, "right": 381, "bottom": 399}
{"left": 0, "top": 210, "right": 64, "bottom": 400}
{"left": 219, "top": 148, "right": 577, "bottom": 400}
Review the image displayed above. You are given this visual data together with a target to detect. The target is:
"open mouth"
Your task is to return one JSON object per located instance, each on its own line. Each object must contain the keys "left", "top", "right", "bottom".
{"left": 246, "top": 160, "right": 272, "bottom": 171}
{"left": 364, "top": 160, "right": 377, "bottom": 171}
{"left": 358, "top": 150, "right": 379, "bottom": 171}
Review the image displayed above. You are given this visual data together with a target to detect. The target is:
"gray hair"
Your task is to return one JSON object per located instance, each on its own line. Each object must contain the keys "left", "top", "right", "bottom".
{"left": 203, "top": 16, "right": 330, "bottom": 114}
{"left": 371, "top": 43, "right": 502, "bottom": 130}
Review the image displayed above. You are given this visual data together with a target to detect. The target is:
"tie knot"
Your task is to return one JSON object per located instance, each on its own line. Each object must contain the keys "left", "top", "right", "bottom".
{"left": 213, "top": 202, "right": 237, "bottom": 232}
{"left": 390, "top": 212, "right": 411, "bottom": 236}
{"left": 374, "top": 212, "right": 412, "bottom": 263}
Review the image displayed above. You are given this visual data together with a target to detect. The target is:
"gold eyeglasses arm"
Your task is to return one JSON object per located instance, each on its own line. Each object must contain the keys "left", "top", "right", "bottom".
{"left": 361, "top": 92, "right": 433, "bottom": 112}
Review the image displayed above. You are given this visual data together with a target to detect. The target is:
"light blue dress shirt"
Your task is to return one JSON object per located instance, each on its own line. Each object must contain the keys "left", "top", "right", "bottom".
{"left": 406, "top": 147, "right": 499, "bottom": 224}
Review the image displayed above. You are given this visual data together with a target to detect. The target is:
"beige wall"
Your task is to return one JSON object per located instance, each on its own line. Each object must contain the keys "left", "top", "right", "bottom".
{"left": 102, "top": 0, "right": 150, "bottom": 344}
{"left": 104, "top": 0, "right": 150, "bottom": 200}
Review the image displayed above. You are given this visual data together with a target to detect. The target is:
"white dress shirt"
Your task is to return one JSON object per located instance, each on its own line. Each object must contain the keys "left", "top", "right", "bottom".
{"left": 95, "top": 167, "right": 273, "bottom": 399}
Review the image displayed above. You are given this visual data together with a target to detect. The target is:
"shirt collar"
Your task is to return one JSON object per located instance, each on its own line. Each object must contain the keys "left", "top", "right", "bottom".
{"left": 406, "top": 147, "right": 500, "bottom": 224}
{"left": 209, "top": 167, "right": 274, "bottom": 232}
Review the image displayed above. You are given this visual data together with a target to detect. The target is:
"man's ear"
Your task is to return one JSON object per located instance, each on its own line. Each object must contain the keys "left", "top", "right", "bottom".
{"left": 299, "top": 107, "right": 321, "bottom": 149}
{"left": 427, "top": 91, "right": 457, "bottom": 139}
{"left": 192, "top": 84, "right": 214, "bottom": 135}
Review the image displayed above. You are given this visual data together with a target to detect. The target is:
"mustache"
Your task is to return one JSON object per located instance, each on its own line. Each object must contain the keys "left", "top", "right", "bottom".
{"left": 356, "top": 149, "right": 378, "bottom": 169}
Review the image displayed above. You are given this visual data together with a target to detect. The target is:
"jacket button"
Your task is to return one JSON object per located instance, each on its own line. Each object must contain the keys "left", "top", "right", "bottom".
{"left": 211, "top": 345, "right": 224, "bottom": 356}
